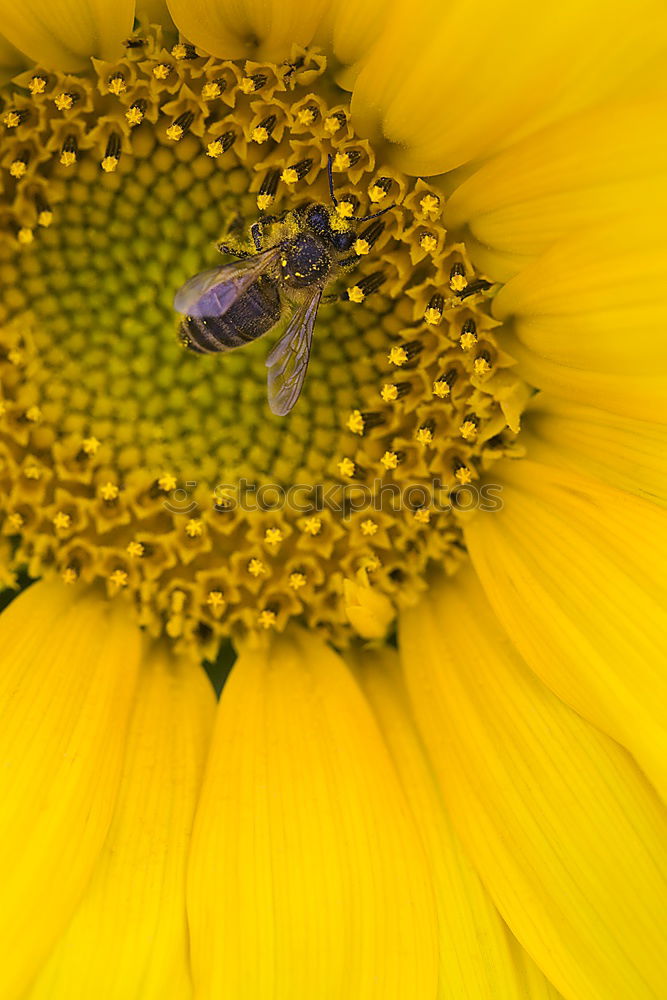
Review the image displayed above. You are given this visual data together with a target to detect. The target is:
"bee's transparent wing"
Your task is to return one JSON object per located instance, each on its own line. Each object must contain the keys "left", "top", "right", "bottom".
{"left": 173, "top": 248, "right": 281, "bottom": 318}
{"left": 265, "top": 290, "right": 321, "bottom": 416}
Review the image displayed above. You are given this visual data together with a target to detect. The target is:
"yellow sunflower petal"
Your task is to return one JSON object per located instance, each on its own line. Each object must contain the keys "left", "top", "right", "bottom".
{"left": 350, "top": 0, "right": 667, "bottom": 176}
{"left": 0, "top": 581, "right": 142, "bottom": 999}
{"left": 465, "top": 459, "right": 667, "bottom": 802}
{"left": 500, "top": 328, "right": 667, "bottom": 424}
{"left": 445, "top": 97, "right": 667, "bottom": 281}
{"left": 350, "top": 643, "right": 565, "bottom": 1000}
{"left": 0, "top": 32, "right": 29, "bottom": 85}
{"left": 26, "top": 649, "right": 215, "bottom": 1000}
{"left": 400, "top": 567, "right": 667, "bottom": 1000}
{"left": 166, "top": 0, "right": 330, "bottom": 62}
{"left": 522, "top": 394, "right": 667, "bottom": 508}
{"left": 314, "top": 0, "right": 397, "bottom": 89}
{"left": 493, "top": 209, "right": 667, "bottom": 421}
{"left": 0, "top": 0, "right": 135, "bottom": 72}
{"left": 187, "top": 628, "right": 439, "bottom": 999}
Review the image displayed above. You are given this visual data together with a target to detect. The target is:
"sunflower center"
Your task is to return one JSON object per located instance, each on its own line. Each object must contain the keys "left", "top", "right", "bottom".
{"left": 0, "top": 25, "right": 527, "bottom": 650}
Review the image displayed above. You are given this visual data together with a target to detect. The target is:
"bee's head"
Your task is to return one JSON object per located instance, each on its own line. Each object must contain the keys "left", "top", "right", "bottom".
{"left": 304, "top": 203, "right": 331, "bottom": 236}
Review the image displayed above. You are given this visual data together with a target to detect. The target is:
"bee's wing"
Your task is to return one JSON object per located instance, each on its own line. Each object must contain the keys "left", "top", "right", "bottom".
{"left": 265, "top": 289, "right": 322, "bottom": 416}
{"left": 173, "top": 248, "right": 281, "bottom": 318}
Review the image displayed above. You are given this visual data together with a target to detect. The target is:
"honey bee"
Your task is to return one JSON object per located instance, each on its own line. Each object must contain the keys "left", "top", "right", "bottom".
{"left": 173, "top": 156, "right": 392, "bottom": 416}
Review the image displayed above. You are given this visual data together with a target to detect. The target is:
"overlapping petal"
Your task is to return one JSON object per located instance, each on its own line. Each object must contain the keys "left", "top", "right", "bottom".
{"left": 464, "top": 458, "right": 667, "bottom": 801}
{"left": 0, "top": 0, "right": 135, "bottom": 71}
{"left": 167, "top": 0, "right": 330, "bottom": 62}
{"left": 350, "top": 0, "right": 667, "bottom": 175}
{"left": 522, "top": 395, "right": 667, "bottom": 508}
{"left": 400, "top": 567, "right": 667, "bottom": 1000}
{"left": 187, "top": 628, "right": 439, "bottom": 999}
{"left": 0, "top": 582, "right": 142, "bottom": 999}
{"left": 445, "top": 97, "right": 667, "bottom": 281}
{"left": 26, "top": 648, "right": 215, "bottom": 1000}
{"left": 492, "top": 210, "right": 667, "bottom": 421}
{"left": 351, "top": 644, "right": 564, "bottom": 1000}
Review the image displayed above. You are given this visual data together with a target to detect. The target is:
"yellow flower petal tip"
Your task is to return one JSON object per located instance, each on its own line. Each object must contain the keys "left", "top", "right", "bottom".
{"left": 343, "top": 568, "right": 394, "bottom": 640}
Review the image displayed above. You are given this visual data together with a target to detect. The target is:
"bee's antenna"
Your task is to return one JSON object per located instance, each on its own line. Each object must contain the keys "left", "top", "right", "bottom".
{"left": 327, "top": 154, "right": 394, "bottom": 222}
{"left": 327, "top": 153, "right": 338, "bottom": 207}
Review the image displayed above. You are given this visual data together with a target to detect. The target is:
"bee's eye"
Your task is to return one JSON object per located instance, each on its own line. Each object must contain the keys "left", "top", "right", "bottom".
{"left": 331, "top": 230, "right": 355, "bottom": 252}
{"left": 306, "top": 204, "right": 330, "bottom": 234}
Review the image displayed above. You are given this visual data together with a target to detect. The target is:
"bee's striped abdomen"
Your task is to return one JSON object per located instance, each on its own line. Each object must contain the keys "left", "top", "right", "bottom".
{"left": 181, "top": 276, "right": 281, "bottom": 354}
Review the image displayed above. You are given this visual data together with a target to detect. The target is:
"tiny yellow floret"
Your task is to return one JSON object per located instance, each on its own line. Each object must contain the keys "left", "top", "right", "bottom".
{"left": 338, "top": 457, "right": 356, "bottom": 478}
{"left": 381, "top": 451, "right": 399, "bottom": 470}
{"left": 381, "top": 383, "right": 399, "bottom": 402}
{"left": 258, "top": 609, "right": 277, "bottom": 629}
{"left": 288, "top": 571, "right": 307, "bottom": 590}
{"left": 185, "top": 518, "right": 204, "bottom": 537}
{"left": 126, "top": 541, "right": 145, "bottom": 558}
{"left": 388, "top": 346, "right": 408, "bottom": 366}
{"left": 360, "top": 519, "right": 378, "bottom": 537}
{"left": 301, "top": 516, "right": 322, "bottom": 536}
{"left": 99, "top": 482, "right": 119, "bottom": 501}
{"left": 347, "top": 410, "right": 365, "bottom": 435}
{"left": 248, "top": 558, "right": 266, "bottom": 577}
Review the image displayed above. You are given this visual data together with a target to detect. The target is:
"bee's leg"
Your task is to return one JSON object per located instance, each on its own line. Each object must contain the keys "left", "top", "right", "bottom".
{"left": 216, "top": 242, "right": 253, "bottom": 258}
{"left": 337, "top": 254, "right": 362, "bottom": 268}
{"left": 250, "top": 211, "right": 291, "bottom": 250}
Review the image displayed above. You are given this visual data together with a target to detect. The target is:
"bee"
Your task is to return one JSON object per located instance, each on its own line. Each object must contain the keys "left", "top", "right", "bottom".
{"left": 173, "top": 156, "right": 393, "bottom": 416}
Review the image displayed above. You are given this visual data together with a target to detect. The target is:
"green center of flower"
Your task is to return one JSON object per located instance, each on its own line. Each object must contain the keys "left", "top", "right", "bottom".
{"left": 0, "top": 25, "right": 527, "bottom": 650}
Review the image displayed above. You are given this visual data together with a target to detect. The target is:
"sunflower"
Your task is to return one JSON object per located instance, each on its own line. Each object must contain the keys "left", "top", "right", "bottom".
{"left": 0, "top": 0, "right": 666, "bottom": 996}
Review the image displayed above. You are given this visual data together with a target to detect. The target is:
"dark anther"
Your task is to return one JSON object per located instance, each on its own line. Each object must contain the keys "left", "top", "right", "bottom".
{"left": 427, "top": 293, "right": 444, "bottom": 313}
{"left": 475, "top": 350, "right": 492, "bottom": 365}
{"left": 173, "top": 111, "right": 195, "bottom": 134}
{"left": 123, "top": 37, "right": 146, "bottom": 48}
{"left": 34, "top": 193, "right": 50, "bottom": 214}
{"left": 397, "top": 340, "right": 423, "bottom": 362}
{"left": 450, "top": 261, "right": 466, "bottom": 282}
{"left": 371, "top": 176, "right": 392, "bottom": 196}
{"left": 392, "top": 382, "right": 412, "bottom": 399}
{"left": 340, "top": 149, "right": 362, "bottom": 167}
{"left": 351, "top": 271, "right": 386, "bottom": 298}
{"left": 360, "top": 411, "right": 386, "bottom": 431}
{"left": 246, "top": 73, "right": 267, "bottom": 92}
{"left": 328, "top": 111, "right": 347, "bottom": 129}
{"left": 57, "top": 92, "right": 79, "bottom": 107}
{"left": 105, "top": 133, "right": 121, "bottom": 159}
{"left": 61, "top": 134, "right": 77, "bottom": 155}
{"left": 218, "top": 130, "right": 236, "bottom": 153}
{"left": 300, "top": 103, "right": 320, "bottom": 122}
{"left": 176, "top": 43, "right": 198, "bottom": 59}
{"left": 256, "top": 114, "right": 277, "bottom": 136}
{"left": 458, "top": 278, "right": 493, "bottom": 300}
{"left": 358, "top": 219, "right": 385, "bottom": 248}
{"left": 107, "top": 72, "right": 125, "bottom": 87}
{"left": 259, "top": 168, "right": 281, "bottom": 200}
{"left": 420, "top": 419, "right": 436, "bottom": 435}
{"left": 130, "top": 98, "right": 147, "bottom": 115}
{"left": 461, "top": 318, "right": 477, "bottom": 338}
{"left": 291, "top": 158, "right": 313, "bottom": 180}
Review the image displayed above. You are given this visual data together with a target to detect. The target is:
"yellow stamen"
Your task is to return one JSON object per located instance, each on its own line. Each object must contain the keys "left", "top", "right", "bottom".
{"left": 158, "top": 473, "right": 178, "bottom": 491}
{"left": 459, "top": 419, "right": 478, "bottom": 441}
{"left": 288, "top": 571, "right": 307, "bottom": 590}
{"left": 416, "top": 426, "right": 433, "bottom": 445}
{"left": 414, "top": 508, "right": 431, "bottom": 524}
{"left": 419, "top": 194, "right": 440, "bottom": 219}
{"left": 353, "top": 238, "right": 370, "bottom": 256}
{"left": 82, "top": 436, "right": 101, "bottom": 455}
{"left": 185, "top": 518, "right": 204, "bottom": 537}
{"left": 17, "top": 228, "right": 34, "bottom": 245}
{"left": 338, "top": 457, "right": 356, "bottom": 478}
{"left": 381, "top": 383, "right": 399, "bottom": 402}
{"left": 54, "top": 93, "right": 74, "bottom": 111}
{"left": 301, "top": 516, "right": 322, "bottom": 536}
{"left": 347, "top": 410, "right": 365, "bottom": 435}
{"left": 52, "top": 511, "right": 71, "bottom": 530}
{"left": 101, "top": 156, "right": 119, "bottom": 173}
{"left": 109, "top": 568, "right": 128, "bottom": 589}
{"left": 360, "top": 519, "right": 378, "bottom": 537}
{"left": 251, "top": 126, "right": 269, "bottom": 143}
{"left": 388, "top": 346, "right": 408, "bottom": 366}
{"left": 264, "top": 527, "right": 284, "bottom": 546}
{"left": 258, "top": 608, "right": 277, "bottom": 629}
{"left": 62, "top": 567, "right": 78, "bottom": 584}
{"left": 166, "top": 124, "right": 184, "bottom": 141}
{"left": 99, "top": 482, "right": 119, "bottom": 501}
{"left": 248, "top": 558, "right": 267, "bottom": 577}
{"left": 29, "top": 76, "right": 47, "bottom": 95}
{"left": 26, "top": 405, "right": 41, "bottom": 422}
{"left": 9, "top": 160, "right": 28, "bottom": 179}
{"left": 455, "top": 465, "right": 473, "bottom": 485}
{"left": 381, "top": 451, "right": 399, "bottom": 470}
{"left": 126, "top": 541, "right": 145, "bottom": 558}
{"left": 206, "top": 590, "right": 226, "bottom": 615}
{"left": 347, "top": 285, "right": 365, "bottom": 303}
